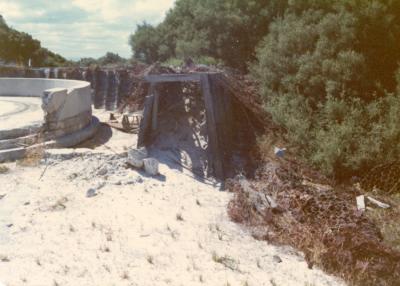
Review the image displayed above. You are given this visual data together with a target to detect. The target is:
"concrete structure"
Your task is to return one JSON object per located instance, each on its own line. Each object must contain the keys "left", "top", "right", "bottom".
{"left": 0, "top": 78, "right": 99, "bottom": 162}
{"left": 138, "top": 73, "right": 234, "bottom": 180}
{"left": 0, "top": 67, "right": 133, "bottom": 111}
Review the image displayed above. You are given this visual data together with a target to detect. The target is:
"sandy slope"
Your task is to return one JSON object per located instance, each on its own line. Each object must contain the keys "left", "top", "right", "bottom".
{"left": 0, "top": 127, "right": 345, "bottom": 286}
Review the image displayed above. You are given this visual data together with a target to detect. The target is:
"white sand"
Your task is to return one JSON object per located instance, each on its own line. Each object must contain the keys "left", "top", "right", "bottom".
{"left": 0, "top": 125, "right": 345, "bottom": 286}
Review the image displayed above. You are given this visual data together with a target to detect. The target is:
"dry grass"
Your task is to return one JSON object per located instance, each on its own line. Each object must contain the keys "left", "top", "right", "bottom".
{"left": 212, "top": 251, "right": 239, "bottom": 271}
{"left": 227, "top": 162, "right": 400, "bottom": 286}
{"left": 15, "top": 132, "right": 46, "bottom": 167}
{"left": 49, "top": 197, "right": 68, "bottom": 211}
{"left": 366, "top": 193, "right": 400, "bottom": 252}
{"left": 16, "top": 145, "right": 45, "bottom": 167}
{"left": 0, "top": 165, "right": 10, "bottom": 174}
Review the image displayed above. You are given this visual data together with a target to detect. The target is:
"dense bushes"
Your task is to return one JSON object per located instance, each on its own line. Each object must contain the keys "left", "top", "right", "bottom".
{"left": 253, "top": 2, "right": 400, "bottom": 177}
{"left": 266, "top": 92, "right": 400, "bottom": 177}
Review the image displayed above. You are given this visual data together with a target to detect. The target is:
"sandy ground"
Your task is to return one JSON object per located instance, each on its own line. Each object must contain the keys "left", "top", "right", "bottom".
{"left": 0, "top": 118, "right": 345, "bottom": 286}
{"left": 0, "top": 96, "right": 43, "bottom": 131}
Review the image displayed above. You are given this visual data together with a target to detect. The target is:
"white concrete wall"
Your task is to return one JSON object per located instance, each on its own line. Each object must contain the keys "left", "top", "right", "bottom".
{"left": 0, "top": 77, "right": 91, "bottom": 117}
{"left": 0, "top": 78, "right": 92, "bottom": 133}
{"left": 0, "top": 78, "right": 89, "bottom": 97}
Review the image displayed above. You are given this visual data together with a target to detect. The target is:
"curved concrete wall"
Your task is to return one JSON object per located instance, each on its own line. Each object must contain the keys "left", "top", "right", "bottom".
{"left": 0, "top": 78, "right": 89, "bottom": 97}
{"left": 0, "top": 78, "right": 92, "bottom": 135}
{"left": 1, "top": 67, "right": 135, "bottom": 111}
{"left": 0, "top": 78, "right": 99, "bottom": 162}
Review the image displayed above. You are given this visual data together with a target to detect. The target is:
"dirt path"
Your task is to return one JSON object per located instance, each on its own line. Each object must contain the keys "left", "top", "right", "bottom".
{"left": 0, "top": 128, "right": 345, "bottom": 286}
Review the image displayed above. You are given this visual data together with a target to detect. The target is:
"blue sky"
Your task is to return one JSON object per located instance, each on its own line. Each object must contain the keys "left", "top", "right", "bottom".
{"left": 0, "top": 0, "right": 176, "bottom": 60}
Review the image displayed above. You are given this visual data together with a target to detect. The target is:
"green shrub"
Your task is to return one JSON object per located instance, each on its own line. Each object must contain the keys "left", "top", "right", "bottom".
{"left": 163, "top": 56, "right": 220, "bottom": 68}
{"left": 162, "top": 58, "right": 182, "bottom": 67}
{"left": 264, "top": 90, "right": 400, "bottom": 178}
{"left": 253, "top": 3, "right": 400, "bottom": 178}
{"left": 194, "top": 56, "right": 221, "bottom": 66}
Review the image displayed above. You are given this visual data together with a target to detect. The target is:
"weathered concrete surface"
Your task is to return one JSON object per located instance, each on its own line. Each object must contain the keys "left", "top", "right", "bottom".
{"left": 127, "top": 147, "right": 148, "bottom": 168}
{"left": 0, "top": 78, "right": 92, "bottom": 138}
{"left": 42, "top": 87, "right": 92, "bottom": 134}
{"left": 143, "top": 158, "right": 159, "bottom": 176}
{"left": 0, "top": 78, "right": 92, "bottom": 134}
{"left": 0, "top": 78, "right": 97, "bottom": 162}
{"left": 0, "top": 96, "right": 43, "bottom": 132}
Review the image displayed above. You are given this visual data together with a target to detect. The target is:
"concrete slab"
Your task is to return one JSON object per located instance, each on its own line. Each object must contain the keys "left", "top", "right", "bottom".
{"left": 0, "top": 96, "right": 43, "bottom": 131}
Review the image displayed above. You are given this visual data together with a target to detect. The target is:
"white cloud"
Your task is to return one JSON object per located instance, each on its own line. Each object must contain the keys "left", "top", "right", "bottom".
{"left": 0, "top": 2, "right": 46, "bottom": 20}
{"left": 0, "top": 0, "right": 176, "bottom": 59}
{"left": 71, "top": 0, "right": 175, "bottom": 21}
{"left": 0, "top": 2, "right": 23, "bottom": 20}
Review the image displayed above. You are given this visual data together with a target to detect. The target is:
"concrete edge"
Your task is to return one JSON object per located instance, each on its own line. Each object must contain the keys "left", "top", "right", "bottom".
{"left": 0, "top": 124, "right": 43, "bottom": 140}
{"left": 0, "top": 117, "right": 100, "bottom": 163}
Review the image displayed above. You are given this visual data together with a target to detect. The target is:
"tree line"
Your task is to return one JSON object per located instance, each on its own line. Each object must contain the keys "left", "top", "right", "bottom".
{"left": 0, "top": 15, "right": 67, "bottom": 67}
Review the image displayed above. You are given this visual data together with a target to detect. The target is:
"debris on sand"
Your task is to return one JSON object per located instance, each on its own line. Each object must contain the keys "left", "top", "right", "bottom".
{"left": 127, "top": 147, "right": 148, "bottom": 168}
{"left": 0, "top": 165, "right": 9, "bottom": 174}
{"left": 0, "top": 144, "right": 344, "bottom": 286}
{"left": 227, "top": 161, "right": 400, "bottom": 286}
{"left": 356, "top": 195, "right": 366, "bottom": 211}
{"left": 272, "top": 255, "right": 282, "bottom": 264}
{"left": 143, "top": 158, "right": 159, "bottom": 176}
{"left": 97, "top": 166, "right": 108, "bottom": 176}
{"left": 106, "top": 113, "right": 141, "bottom": 133}
{"left": 86, "top": 188, "right": 98, "bottom": 198}
{"left": 274, "top": 147, "right": 286, "bottom": 158}
{"left": 126, "top": 147, "right": 159, "bottom": 176}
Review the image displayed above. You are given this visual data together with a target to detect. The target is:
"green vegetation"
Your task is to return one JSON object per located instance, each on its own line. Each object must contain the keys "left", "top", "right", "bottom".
{"left": 129, "top": 0, "right": 287, "bottom": 69}
{"left": 76, "top": 52, "right": 128, "bottom": 67}
{"left": 0, "top": 15, "right": 68, "bottom": 67}
{"left": 130, "top": 0, "right": 400, "bottom": 178}
{"left": 253, "top": 1, "right": 400, "bottom": 178}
